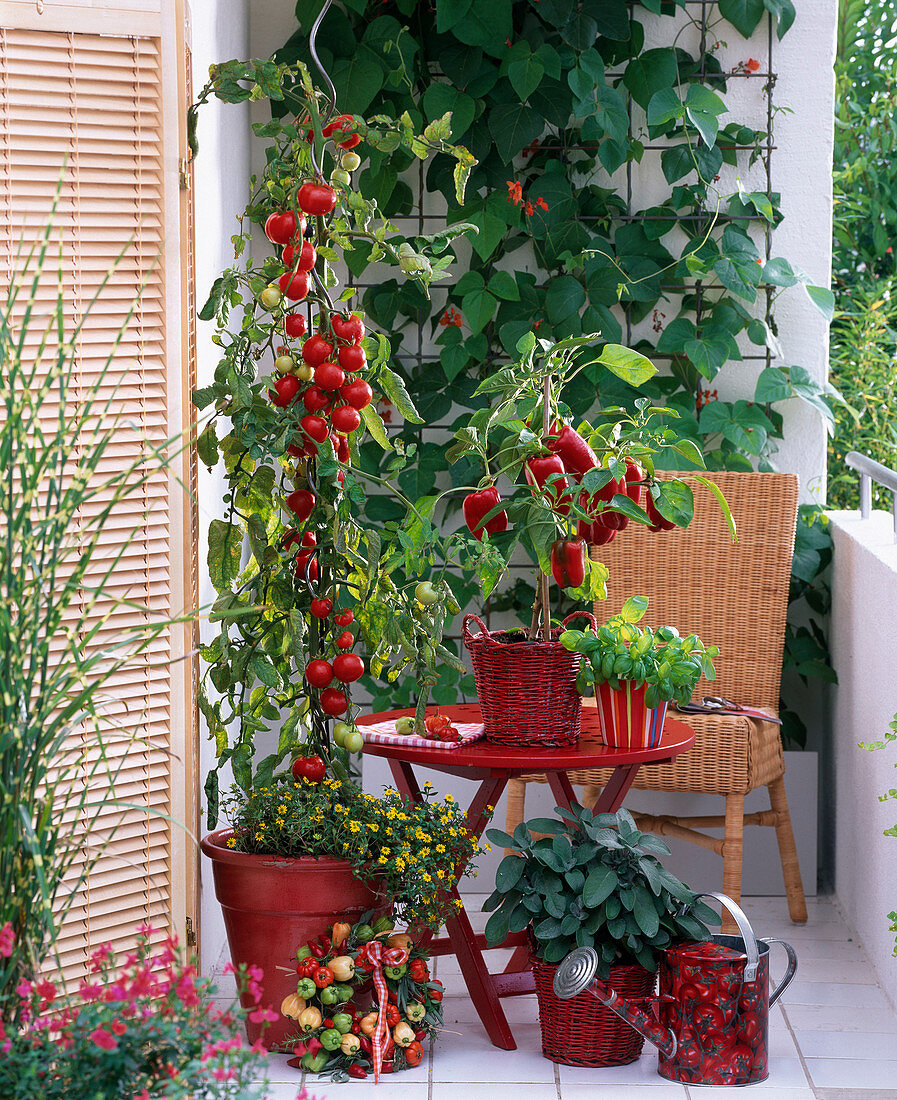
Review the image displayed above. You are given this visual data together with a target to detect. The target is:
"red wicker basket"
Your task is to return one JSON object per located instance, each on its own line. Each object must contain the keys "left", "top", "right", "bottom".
{"left": 532, "top": 954, "right": 657, "bottom": 1067}
{"left": 462, "top": 612, "right": 597, "bottom": 748}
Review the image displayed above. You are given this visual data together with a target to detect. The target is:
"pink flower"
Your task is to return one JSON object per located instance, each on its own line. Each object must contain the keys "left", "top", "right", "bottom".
{"left": 89, "top": 1027, "right": 117, "bottom": 1051}
{"left": 0, "top": 922, "right": 14, "bottom": 957}
{"left": 110, "top": 1018, "right": 127, "bottom": 1036}
{"left": 89, "top": 942, "right": 113, "bottom": 972}
{"left": 213, "top": 1067, "right": 235, "bottom": 1081}
{"left": 248, "top": 1004, "right": 278, "bottom": 1025}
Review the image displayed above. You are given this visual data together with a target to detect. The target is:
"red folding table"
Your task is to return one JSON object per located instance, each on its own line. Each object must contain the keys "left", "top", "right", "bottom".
{"left": 358, "top": 702, "right": 694, "bottom": 1050}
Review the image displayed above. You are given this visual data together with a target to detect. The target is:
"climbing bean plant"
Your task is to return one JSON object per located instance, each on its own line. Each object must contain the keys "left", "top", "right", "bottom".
{"left": 267, "top": 0, "right": 833, "bottom": 742}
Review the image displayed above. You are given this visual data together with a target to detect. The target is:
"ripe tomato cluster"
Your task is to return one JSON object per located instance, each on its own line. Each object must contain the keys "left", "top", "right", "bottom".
{"left": 283, "top": 915, "right": 443, "bottom": 1080}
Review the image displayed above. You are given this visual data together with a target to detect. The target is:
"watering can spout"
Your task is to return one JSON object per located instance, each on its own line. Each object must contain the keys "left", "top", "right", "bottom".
{"left": 552, "top": 947, "right": 678, "bottom": 1060}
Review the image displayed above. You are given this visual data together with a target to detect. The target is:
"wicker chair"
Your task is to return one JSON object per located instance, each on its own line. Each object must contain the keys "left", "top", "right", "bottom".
{"left": 504, "top": 471, "right": 808, "bottom": 928}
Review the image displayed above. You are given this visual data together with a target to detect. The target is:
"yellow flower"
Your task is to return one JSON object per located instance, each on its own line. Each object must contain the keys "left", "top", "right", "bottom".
{"left": 349, "top": 821, "right": 361, "bottom": 833}
{"left": 485, "top": 843, "right": 492, "bottom": 852}
{"left": 422, "top": 872, "right": 432, "bottom": 883}
{"left": 277, "top": 805, "right": 287, "bottom": 814}
{"left": 436, "top": 844, "right": 446, "bottom": 854}
{"left": 255, "top": 832, "right": 265, "bottom": 841}
{"left": 276, "top": 818, "right": 285, "bottom": 827}
{"left": 396, "top": 858, "right": 406, "bottom": 871}
{"left": 381, "top": 847, "right": 391, "bottom": 855}
{"left": 445, "top": 794, "right": 455, "bottom": 803}
{"left": 367, "top": 823, "right": 379, "bottom": 832}
{"left": 226, "top": 838, "right": 237, "bottom": 849}
{"left": 437, "top": 869, "right": 445, "bottom": 879}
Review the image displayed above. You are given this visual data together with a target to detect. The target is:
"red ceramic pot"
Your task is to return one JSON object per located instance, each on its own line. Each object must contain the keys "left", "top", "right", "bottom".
{"left": 201, "top": 829, "right": 386, "bottom": 1049}
{"left": 595, "top": 681, "right": 668, "bottom": 750}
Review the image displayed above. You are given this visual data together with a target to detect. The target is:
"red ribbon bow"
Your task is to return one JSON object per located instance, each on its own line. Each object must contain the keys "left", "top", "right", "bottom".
{"left": 355, "top": 941, "right": 408, "bottom": 1081}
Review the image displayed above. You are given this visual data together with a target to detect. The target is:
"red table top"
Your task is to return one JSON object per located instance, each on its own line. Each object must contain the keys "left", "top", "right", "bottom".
{"left": 358, "top": 702, "right": 694, "bottom": 778}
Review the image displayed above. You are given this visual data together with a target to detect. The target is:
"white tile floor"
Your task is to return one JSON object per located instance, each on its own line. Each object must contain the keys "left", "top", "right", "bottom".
{"left": 215, "top": 893, "right": 897, "bottom": 1099}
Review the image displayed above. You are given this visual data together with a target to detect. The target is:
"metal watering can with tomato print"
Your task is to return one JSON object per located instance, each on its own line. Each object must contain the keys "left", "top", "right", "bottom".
{"left": 553, "top": 893, "right": 797, "bottom": 1086}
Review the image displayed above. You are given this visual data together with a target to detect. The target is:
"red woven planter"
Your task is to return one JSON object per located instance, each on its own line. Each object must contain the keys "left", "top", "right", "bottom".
{"left": 532, "top": 955, "right": 657, "bottom": 1067}
{"left": 463, "top": 612, "right": 596, "bottom": 748}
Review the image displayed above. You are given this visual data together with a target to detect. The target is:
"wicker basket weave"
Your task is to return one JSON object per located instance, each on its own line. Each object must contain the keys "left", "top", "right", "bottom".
{"left": 462, "top": 612, "right": 597, "bottom": 748}
{"left": 532, "top": 955, "right": 656, "bottom": 1067}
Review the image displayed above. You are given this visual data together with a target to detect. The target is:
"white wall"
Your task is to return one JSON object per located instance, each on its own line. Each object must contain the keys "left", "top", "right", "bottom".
{"left": 829, "top": 509, "right": 897, "bottom": 1006}
{"left": 190, "top": 0, "right": 250, "bottom": 975}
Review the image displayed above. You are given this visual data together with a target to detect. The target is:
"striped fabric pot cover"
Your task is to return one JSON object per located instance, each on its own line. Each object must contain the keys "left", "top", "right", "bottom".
{"left": 595, "top": 681, "right": 668, "bottom": 749}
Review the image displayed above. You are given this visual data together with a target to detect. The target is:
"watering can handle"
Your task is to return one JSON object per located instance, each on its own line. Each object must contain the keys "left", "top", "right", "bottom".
{"left": 765, "top": 938, "right": 798, "bottom": 1006}
{"left": 692, "top": 892, "right": 761, "bottom": 983}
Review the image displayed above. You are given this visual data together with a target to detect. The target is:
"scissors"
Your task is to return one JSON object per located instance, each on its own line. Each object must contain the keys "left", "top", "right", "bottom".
{"left": 674, "top": 696, "right": 782, "bottom": 724}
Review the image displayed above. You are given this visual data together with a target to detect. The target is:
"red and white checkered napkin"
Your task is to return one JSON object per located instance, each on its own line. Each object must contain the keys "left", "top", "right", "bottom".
{"left": 361, "top": 719, "right": 485, "bottom": 751}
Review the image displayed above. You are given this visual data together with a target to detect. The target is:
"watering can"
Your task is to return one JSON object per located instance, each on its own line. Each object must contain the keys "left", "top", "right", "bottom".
{"left": 553, "top": 893, "right": 797, "bottom": 1086}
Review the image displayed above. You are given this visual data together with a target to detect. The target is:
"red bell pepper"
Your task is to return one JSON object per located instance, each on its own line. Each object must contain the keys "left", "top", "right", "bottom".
{"left": 547, "top": 423, "right": 599, "bottom": 479}
{"left": 645, "top": 489, "right": 676, "bottom": 531}
{"left": 462, "top": 485, "right": 508, "bottom": 540}
{"left": 577, "top": 518, "right": 617, "bottom": 546}
{"left": 624, "top": 458, "right": 643, "bottom": 505}
{"left": 525, "top": 454, "right": 570, "bottom": 514}
{"left": 550, "top": 538, "right": 587, "bottom": 589}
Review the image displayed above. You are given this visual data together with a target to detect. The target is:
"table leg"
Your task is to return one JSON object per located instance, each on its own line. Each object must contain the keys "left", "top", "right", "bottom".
{"left": 386, "top": 762, "right": 517, "bottom": 1048}
{"left": 592, "top": 764, "right": 641, "bottom": 813}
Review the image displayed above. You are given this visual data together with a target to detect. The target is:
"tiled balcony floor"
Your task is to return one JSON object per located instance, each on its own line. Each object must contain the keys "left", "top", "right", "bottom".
{"left": 218, "top": 893, "right": 897, "bottom": 1099}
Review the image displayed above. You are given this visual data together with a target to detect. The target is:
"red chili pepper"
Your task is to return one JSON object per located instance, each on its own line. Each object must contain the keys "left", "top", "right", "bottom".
{"left": 308, "top": 941, "right": 325, "bottom": 959}
{"left": 348, "top": 1064, "right": 368, "bottom": 1079}
{"left": 645, "top": 489, "right": 676, "bottom": 531}
{"left": 318, "top": 935, "right": 332, "bottom": 954}
{"left": 462, "top": 486, "right": 508, "bottom": 540}
{"left": 547, "top": 423, "right": 599, "bottom": 479}
{"left": 525, "top": 454, "right": 570, "bottom": 514}
{"left": 359, "top": 1034, "right": 372, "bottom": 1054}
{"left": 414, "top": 1028, "right": 426, "bottom": 1042}
{"left": 550, "top": 538, "right": 587, "bottom": 589}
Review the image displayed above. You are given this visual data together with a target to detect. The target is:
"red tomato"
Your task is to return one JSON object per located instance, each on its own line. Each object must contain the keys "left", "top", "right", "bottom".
{"left": 283, "top": 239, "right": 317, "bottom": 272}
{"left": 405, "top": 1040, "right": 423, "bottom": 1067}
{"left": 295, "top": 550, "right": 318, "bottom": 582}
{"left": 337, "top": 435, "right": 350, "bottom": 463}
{"left": 331, "top": 313, "right": 365, "bottom": 344}
{"left": 279, "top": 271, "right": 310, "bottom": 301}
{"left": 425, "top": 714, "right": 450, "bottom": 732}
{"left": 330, "top": 405, "right": 361, "bottom": 433}
{"left": 337, "top": 344, "right": 366, "bottom": 372}
{"left": 303, "top": 385, "right": 331, "bottom": 413}
{"left": 300, "top": 415, "right": 329, "bottom": 444}
{"left": 335, "top": 631, "right": 355, "bottom": 649}
{"left": 312, "top": 964, "right": 334, "bottom": 987}
{"left": 334, "top": 609, "right": 354, "bottom": 626}
{"left": 305, "top": 659, "right": 334, "bottom": 688}
{"left": 285, "top": 489, "right": 315, "bottom": 521}
{"left": 302, "top": 335, "right": 335, "bottom": 367}
{"left": 340, "top": 378, "right": 373, "bottom": 410}
{"left": 333, "top": 653, "right": 364, "bottom": 683}
{"left": 284, "top": 312, "right": 307, "bottom": 338}
{"left": 298, "top": 181, "right": 337, "bottom": 216}
{"left": 385, "top": 1004, "right": 401, "bottom": 1027}
{"left": 320, "top": 687, "right": 349, "bottom": 716}
{"left": 314, "top": 362, "right": 346, "bottom": 391}
{"left": 269, "top": 374, "right": 301, "bottom": 408}
{"left": 310, "top": 597, "right": 333, "bottom": 619}
{"left": 265, "top": 210, "right": 304, "bottom": 245}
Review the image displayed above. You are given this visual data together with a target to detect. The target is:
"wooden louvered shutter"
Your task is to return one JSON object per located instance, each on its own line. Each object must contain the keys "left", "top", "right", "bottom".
{"left": 0, "top": 0, "right": 196, "bottom": 982}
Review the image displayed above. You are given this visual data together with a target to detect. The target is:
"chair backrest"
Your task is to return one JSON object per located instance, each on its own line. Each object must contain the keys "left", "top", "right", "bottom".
{"left": 592, "top": 472, "right": 799, "bottom": 711}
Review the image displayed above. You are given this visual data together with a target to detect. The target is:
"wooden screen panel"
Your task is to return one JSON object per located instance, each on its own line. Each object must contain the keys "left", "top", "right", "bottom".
{"left": 0, "top": 21, "right": 189, "bottom": 986}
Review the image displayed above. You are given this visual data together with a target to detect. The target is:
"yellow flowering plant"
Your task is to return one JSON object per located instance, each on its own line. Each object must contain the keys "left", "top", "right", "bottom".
{"left": 222, "top": 778, "right": 482, "bottom": 930}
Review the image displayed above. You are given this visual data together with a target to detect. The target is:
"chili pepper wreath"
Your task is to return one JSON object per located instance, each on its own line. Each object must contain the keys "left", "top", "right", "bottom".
{"left": 281, "top": 914, "right": 444, "bottom": 1081}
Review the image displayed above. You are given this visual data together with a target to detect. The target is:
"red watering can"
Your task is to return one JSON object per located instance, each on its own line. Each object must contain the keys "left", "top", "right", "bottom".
{"left": 553, "top": 893, "right": 797, "bottom": 1086}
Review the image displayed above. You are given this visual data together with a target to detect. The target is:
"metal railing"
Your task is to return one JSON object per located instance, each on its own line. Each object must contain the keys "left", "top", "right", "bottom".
{"left": 845, "top": 451, "right": 897, "bottom": 542}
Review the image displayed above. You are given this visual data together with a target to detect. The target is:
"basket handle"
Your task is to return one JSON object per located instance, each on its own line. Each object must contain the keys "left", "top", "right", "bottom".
{"left": 462, "top": 614, "right": 495, "bottom": 644}
{"left": 561, "top": 611, "right": 598, "bottom": 633}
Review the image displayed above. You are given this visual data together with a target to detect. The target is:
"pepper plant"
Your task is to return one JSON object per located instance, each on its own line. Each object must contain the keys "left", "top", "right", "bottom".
{"left": 192, "top": 58, "right": 486, "bottom": 823}
{"left": 560, "top": 596, "right": 719, "bottom": 708}
{"left": 484, "top": 806, "right": 718, "bottom": 972}
{"left": 277, "top": 0, "right": 837, "bottom": 739}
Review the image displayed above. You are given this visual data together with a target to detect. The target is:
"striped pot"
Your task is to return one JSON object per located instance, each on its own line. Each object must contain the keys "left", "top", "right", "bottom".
{"left": 595, "top": 681, "right": 668, "bottom": 749}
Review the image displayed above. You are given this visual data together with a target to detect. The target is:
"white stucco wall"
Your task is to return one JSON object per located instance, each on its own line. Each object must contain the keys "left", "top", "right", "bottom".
{"left": 829, "top": 509, "right": 897, "bottom": 1005}
{"left": 190, "top": 0, "right": 250, "bottom": 976}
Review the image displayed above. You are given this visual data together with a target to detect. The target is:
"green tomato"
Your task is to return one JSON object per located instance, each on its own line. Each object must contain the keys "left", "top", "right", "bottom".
{"left": 319, "top": 984, "right": 341, "bottom": 1005}
{"left": 340, "top": 151, "right": 361, "bottom": 171}
{"left": 320, "top": 1027, "right": 342, "bottom": 1051}
{"left": 333, "top": 983, "right": 354, "bottom": 1002}
{"left": 295, "top": 945, "right": 313, "bottom": 962}
{"left": 300, "top": 1050, "right": 330, "bottom": 1072}
{"left": 330, "top": 168, "right": 351, "bottom": 187}
{"left": 355, "top": 923, "right": 374, "bottom": 944}
{"left": 295, "top": 977, "right": 317, "bottom": 999}
{"left": 414, "top": 581, "right": 439, "bottom": 605}
{"left": 332, "top": 1011, "right": 353, "bottom": 1034}
{"left": 394, "top": 716, "right": 415, "bottom": 736}
{"left": 384, "top": 962, "right": 407, "bottom": 979}
{"left": 274, "top": 354, "right": 295, "bottom": 373}
{"left": 259, "top": 286, "right": 282, "bottom": 310}
{"left": 332, "top": 720, "right": 352, "bottom": 747}
{"left": 344, "top": 729, "right": 364, "bottom": 753}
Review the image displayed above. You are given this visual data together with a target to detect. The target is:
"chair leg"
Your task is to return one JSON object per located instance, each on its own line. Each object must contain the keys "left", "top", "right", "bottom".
{"left": 504, "top": 779, "right": 526, "bottom": 846}
{"left": 768, "top": 775, "right": 808, "bottom": 923}
{"left": 720, "top": 793, "right": 745, "bottom": 934}
{"left": 582, "top": 784, "right": 601, "bottom": 810}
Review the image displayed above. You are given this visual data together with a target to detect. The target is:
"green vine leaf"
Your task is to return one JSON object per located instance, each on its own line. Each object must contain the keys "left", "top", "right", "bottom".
{"left": 718, "top": 0, "right": 765, "bottom": 38}
{"left": 378, "top": 366, "right": 424, "bottom": 423}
